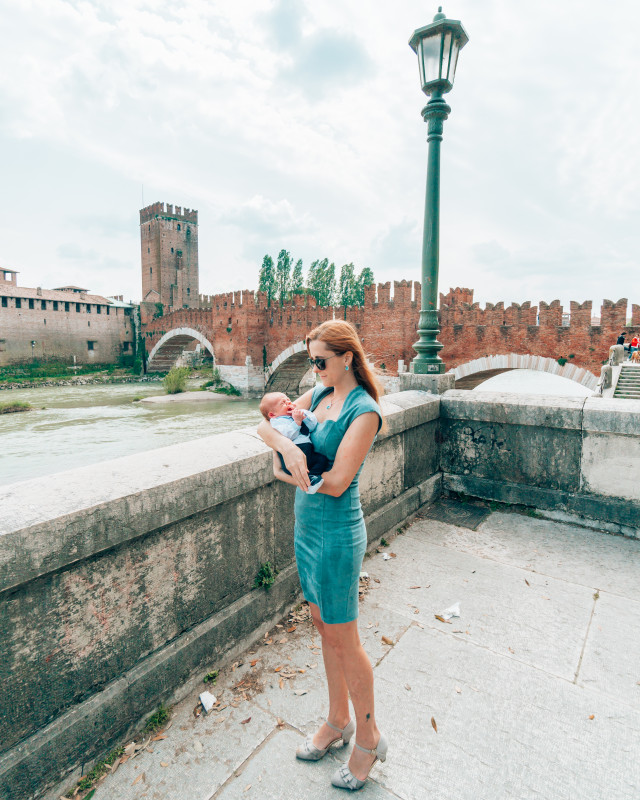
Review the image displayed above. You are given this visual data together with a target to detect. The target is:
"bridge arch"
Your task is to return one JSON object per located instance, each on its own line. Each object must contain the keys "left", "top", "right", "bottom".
{"left": 147, "top": 327, "right": 215, "bottom": 372}
{"left": 264, "top": 341, "right": 314, "bottom": 396}
{"left": 453, "top": 353, "right": 598, "bottom": 391}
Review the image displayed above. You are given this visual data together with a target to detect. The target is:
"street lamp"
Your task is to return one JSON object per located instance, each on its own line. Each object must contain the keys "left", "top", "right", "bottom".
{"left": 409, "top": 7, "right": 468, "bottom": 374}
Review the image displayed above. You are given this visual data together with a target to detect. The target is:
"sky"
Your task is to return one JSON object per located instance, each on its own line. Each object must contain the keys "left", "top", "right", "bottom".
{"left": 1, "top": 0, "right": 639, "bottom": 316}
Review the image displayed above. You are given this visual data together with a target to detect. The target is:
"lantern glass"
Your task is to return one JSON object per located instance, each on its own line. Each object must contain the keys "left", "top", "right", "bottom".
{"left": 448, "top": 37, "right": 460, "bottom": 83}
{"left": 418, "top": 33, "right": 442, "bottom": 88}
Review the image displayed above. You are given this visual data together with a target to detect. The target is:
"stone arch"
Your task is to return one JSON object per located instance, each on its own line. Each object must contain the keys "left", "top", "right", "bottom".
{"left": 264, "top": 341, "right": 314, "bottom": 395}
{"left": 453, "top": 353, "right": 598, "bottom": 391}
{"left": 147, "top": 327, "right": 215, "bottom": 372}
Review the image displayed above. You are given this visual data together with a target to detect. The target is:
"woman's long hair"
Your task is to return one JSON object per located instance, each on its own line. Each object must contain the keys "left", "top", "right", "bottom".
{"left": 306, "top": 320, "right": 383, "bottom": 406}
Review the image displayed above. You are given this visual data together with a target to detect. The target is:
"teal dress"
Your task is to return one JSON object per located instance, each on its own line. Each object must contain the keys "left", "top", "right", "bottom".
{"left": 294, "top": 384, "right": 383, "bottom": 624}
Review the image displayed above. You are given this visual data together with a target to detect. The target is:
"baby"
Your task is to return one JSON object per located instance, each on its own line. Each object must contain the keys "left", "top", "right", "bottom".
{"left": 259, "top": 391, "right": 330, "bottom": 494}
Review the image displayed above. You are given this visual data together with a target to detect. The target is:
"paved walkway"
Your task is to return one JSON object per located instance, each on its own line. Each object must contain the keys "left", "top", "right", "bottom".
{"left": 83, "top": 506, "right": 640, "bottom": 800}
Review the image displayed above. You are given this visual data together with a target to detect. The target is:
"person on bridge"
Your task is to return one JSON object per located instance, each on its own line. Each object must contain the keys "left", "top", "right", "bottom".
{"left": 257, "top": 319, "right": 387, "bottom": 791}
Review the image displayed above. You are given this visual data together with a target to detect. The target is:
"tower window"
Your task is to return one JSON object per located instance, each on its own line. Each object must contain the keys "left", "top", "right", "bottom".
{"left": 15, "top": 298, "right": 21, "bottom": 309}
{"left": 29, "top": 299, "right": 34, "bottom": 309}
{"left": 97, "top": 305, "right": 101, "bottom": 314}
{"left": 171, "top": 247, "right": 174, "bottom": 253}
{"left": 187, "top": 288, "right": 190, "bottom": 295}
{"left": 76, "top": 303, "right": 81, "bottom": 312}
{"left": 87, "top": 341, "right": 96, "bottom": 351}
{"left": 150, "top": 267, "right": 152, "bottom": 274}
{"left": 86, "top": 304, "right": 91, "bottom": 313}
{"left": 41, "top": 300, "right": 46, "bottom": 310}
{"left": 65, "top": 302, "right": 70, "bottom": 312}
{"left": 53, "top": 301, "right": 58, "bottom": 311}
{"left": 177, "top": 223, "right": 181, "bottom": 231}
{"left": 1, "top": 297, "right": 7, "bottom": 307}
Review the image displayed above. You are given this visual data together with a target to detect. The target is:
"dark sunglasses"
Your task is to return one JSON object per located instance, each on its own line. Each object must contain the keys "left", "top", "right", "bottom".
{"left": 307, "top": 353, "right": 341, "bottom": 370}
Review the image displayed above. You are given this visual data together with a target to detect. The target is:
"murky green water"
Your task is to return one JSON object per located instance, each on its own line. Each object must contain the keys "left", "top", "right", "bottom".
{"left": 0, "top": 382, "right": 262, "bottom": 487}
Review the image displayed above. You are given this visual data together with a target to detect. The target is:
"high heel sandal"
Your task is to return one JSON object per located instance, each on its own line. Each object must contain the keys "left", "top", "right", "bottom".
{"left": 296, "top": 719, "right": 356, "bottom": 761}
{"left": 331, "top": 733, "right": 388, "bottom": 791}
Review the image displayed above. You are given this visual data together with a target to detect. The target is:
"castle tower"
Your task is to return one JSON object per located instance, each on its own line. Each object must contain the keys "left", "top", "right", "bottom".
{"left": 139, "top": 202, "right": 199, "bottom": 321}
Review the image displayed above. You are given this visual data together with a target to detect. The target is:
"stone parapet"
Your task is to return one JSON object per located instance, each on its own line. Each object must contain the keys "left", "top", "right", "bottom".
{"left": 0, "top": 391, "right": 440, "bottom": 800}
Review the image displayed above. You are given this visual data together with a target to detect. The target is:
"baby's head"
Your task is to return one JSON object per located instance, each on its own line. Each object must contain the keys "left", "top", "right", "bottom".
{"left": 260, "top": 392, "right": 294, "bottom": 420}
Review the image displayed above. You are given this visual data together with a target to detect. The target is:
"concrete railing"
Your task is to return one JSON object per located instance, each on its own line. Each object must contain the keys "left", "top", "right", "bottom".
{"left": 0, "top": 391, "right": 441, "bottom": 800}
{"left": 440, "top": 391, "right": 640, "bottom": 535}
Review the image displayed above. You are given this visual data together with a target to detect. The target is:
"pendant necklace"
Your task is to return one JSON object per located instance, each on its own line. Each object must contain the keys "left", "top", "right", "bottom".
{"left": 326, "top": 392, "right": 345, "bottom": 410}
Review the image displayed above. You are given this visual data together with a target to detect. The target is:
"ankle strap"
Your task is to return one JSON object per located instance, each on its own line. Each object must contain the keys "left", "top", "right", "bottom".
{"left": 354, "top": 741, "right": 377, "bottom": 755}
{"left": 326, "top": 719, "right": 347, "bottom": 734}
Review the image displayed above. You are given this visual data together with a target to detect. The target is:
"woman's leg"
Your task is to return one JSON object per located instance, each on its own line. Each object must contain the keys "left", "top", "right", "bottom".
{"left": 308, "top": 602, "right": 351, "bottom": 749}
{"left": 321, "top": 619, "right": 381, "bottom": 781}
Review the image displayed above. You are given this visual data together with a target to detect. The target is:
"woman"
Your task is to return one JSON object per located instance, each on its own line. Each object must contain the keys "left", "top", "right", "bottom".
{"left": 257, "top": 320, "right": 387, "bottom": 791}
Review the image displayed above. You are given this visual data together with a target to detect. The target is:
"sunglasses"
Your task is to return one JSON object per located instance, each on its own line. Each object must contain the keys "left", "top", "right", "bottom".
{"left": 307, "top": 353, "right": 341, "bottom": 370}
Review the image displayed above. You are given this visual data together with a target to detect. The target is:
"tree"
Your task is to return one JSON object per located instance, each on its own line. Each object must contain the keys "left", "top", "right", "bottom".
{"left": 355, "top": 267, "right": 375, "bottom": 305}
{"left": 276, "top": 249, "right": 292, "bottom": 305}
{"left": 308, "top": 258, "right": 336, "bottom": 306}
{"left": 290, "top": 259, "right": 304, "bottom": 295}
{"left": 258, "top": 255, "right": 276, "bottom": 307}
{"left": 339, "top": 263, "right": 357, "bottom": 308}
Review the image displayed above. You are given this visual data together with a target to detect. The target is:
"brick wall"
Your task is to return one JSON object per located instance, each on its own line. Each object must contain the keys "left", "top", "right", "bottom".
{"left": 143, "top": 283, "right": 639, "bottom": 377}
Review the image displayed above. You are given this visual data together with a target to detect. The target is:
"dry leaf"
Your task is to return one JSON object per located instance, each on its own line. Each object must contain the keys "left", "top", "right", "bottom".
{"left": 434, "top": 615, "right": 451, "bottom": 624}
{"left": 405, "top": 684, "right": 411, "bottom": 691}
{"left": 276, "top": 718, "right": 285, "bottom": 728}
{"left": 244, "top": 785, "right": 252, "bottom": 792}
{"left": 152, "top": 734, "right": 166, "bottom": 741}
{"left": 431, "top": 717, "right": 438, "bottom": 733}
{"left": 589, "top": 714, "right": 595, "bottom": 720}
{"left": 389, "top": 553, "right": 397, "bottom": 558}
{"left": 193, "top": 703, "right": 202, "bottom": 717}
{"left": 264, "top": 639, "right": 272, "bottom": 645}
{"left": 508, "top": 647, "right": 515, "bottom": 654}
{"left": 111, "top": 760, "right": 120, "bottom": 774}
{"left": 414, "top": 609, "right": 420, "bottom": 614}
{"left": 276, "top": 624, "right": 283, "bottom": 628}
{"left": 274, "top": 666, "right": 283, "bottom": 672}
{"left": 298, "top": 668, "right": 306, "bottom": 673}
{"left": 250, "top": 659, "right": 259, "bottom": 667}
{"left": 524, "top": 579, "right": 530, "bottom": 586}
{"left": 455, "top": 687, "right": 462, "bottom": 694}
{"left": 279, "top": 637, "right": 287, "bottom": 644}
{"left": 124, "top": 742, "right": 136, "bottom": 755}
{"left": 381, "top": 635, "right": 394, "bottom": 646}
{"left": 309, "top": 663, "right": 318, "bottom": 669}
{"left": 132, "top": 773, "right": 144, "bottom": 786}
{"left": 160, "top": 762, "right": 169, "bottom": 768}
{"left": 410, "top": 585, "right": 421, "bottom": 589}
{"left": 119, "top": 756, "right": 130, "bottom": 765}
{"left": 287, "top": 626, "right": 296, "bottom": 632}
{"left": 374, "top": 577, "right": 380, "bottom": 583}
{"left": 279, "top": 678, "right": 284, "bottom": 689}
{"left": 240, "top": 717, "right": 252, "bottom": 724}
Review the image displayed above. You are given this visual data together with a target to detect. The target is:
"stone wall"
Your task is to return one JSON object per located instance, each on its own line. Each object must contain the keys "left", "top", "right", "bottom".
{"left": 0, "top": 391, "right": 440, "bottom": 800}
{"left": 440, "top": 391, "right": 640, "bottom": 534}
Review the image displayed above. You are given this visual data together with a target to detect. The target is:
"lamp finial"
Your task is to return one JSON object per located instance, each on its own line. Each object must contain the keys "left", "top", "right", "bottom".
{"left": 434, "top": 7, "right": 446, "bottom": 21}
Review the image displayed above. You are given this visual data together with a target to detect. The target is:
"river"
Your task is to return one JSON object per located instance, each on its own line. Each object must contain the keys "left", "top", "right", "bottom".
{"left": 1, "top": 369, "right": 592, "bottom": 488}
{"left": 0, "top": 381, "right": 262, "bottom": 487}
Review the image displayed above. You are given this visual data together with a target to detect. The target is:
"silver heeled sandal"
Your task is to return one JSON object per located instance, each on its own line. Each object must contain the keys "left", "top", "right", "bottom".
{"left": 331, "top": 733, "right": 388, "bottom": 791}
{"left": 296, "top": 719, "right": 356, "bottom": 761}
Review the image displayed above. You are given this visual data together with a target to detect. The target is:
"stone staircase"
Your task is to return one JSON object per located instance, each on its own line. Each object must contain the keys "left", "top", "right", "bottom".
{"left": 613, "top": 363, "right": 640, "bottom": 399}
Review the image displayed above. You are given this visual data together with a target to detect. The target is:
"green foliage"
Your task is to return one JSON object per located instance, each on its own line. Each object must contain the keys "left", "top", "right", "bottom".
{"left": 557, "top": 357, "right": 568, "bottom": 366}
{"left": 355, "top": 267, "right": 375, "bottom": 305}
{"left": 163, "top": 367, "right": 190, "bottom": 394}
{"left": 276, "top": 249, "right": 292, "bottom": 306}
{"left": 258, "top": 255, "right": 276, "bottom": 306}
{"left": 290, "top": 259, "right": 304, "bottom": 294}
{"left": 204, "top": 670, "right": 219, "bottom": 684}
{"left": 143, "top": 704, "right": 170, "bottom": 734}
{"left": 71, "top": 745, "right": 125, "bottom": 794}
{"left": 339, "top": 262, "right": 357, "bottom": 307}
{"left": 0, "top": 360, "right": 135, "bottom": 384}
{"left": 214, "top": 385, "right": 241, "bottom": 396}
{"left": 253, "top": 561, "right": 279, "bottom": 590}
{"left": 308, "top": 258, "right": 336, "bottom": 306}
{"left": 568, "top": 354, "right": 575, "bottom": 359}
{"left": 0, "top": 401, "right": 31, "bottom": 414}
{"left": 153, "top": 302, "right": 164, "bottom": 319}
{"left": 380, "top": 537, "right": 389, "bottom": 547}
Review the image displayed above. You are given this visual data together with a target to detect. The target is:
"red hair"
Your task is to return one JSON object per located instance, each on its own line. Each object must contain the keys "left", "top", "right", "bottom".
{"left": 306, "top": 320, "right": 383, "bottom": 406}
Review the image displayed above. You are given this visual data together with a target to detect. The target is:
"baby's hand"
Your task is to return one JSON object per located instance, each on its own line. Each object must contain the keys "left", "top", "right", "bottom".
{"left": 291, "top": 408, "right": 305, "bottom": 426}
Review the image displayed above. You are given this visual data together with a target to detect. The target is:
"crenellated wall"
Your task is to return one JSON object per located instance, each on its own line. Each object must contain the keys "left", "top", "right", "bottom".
{"left": 143, "top": 283, "right": 639, "bottom": 381}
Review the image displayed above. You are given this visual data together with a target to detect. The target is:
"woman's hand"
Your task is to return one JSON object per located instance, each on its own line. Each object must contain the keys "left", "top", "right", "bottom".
{"left": 280, "top": 442, "right": 310, "bottom": 491}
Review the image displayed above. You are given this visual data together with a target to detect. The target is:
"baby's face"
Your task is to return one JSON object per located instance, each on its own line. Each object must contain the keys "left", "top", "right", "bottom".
{"left": 268, "top": 393, "right": 294, "bottom": 417}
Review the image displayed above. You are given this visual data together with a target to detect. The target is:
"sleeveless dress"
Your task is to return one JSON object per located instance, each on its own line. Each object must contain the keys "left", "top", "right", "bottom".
{"left": 293, "top": 384, "right": 383, "bottom": 624}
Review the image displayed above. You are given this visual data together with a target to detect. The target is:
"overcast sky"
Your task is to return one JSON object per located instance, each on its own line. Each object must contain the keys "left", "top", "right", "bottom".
{"left": 1, "top": 0, "right": 639, "bottom": 317}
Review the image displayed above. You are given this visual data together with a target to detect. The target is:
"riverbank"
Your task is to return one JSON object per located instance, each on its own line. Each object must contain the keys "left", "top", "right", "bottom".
{"left": 0, "top": 374, "right": 158, "bottom": 391}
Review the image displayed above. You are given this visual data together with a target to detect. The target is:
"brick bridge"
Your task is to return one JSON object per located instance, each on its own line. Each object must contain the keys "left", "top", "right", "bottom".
{"left": 142, "top": 285, "right": 639, "bottom": 395}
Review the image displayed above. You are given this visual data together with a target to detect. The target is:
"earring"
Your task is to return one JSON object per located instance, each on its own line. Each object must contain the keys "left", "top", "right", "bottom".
{"left": 345, "top": 365, "right": 349, "bottom": 371}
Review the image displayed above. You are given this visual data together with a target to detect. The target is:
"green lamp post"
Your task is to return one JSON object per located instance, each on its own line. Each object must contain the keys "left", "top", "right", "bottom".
{"left": 409, "top": 7, "right": 468, "bottom": 374}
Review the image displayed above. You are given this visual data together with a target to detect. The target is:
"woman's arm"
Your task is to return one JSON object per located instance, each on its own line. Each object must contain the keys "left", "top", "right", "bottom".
{"left": 316, "top": 411, "right": 379, "bottom": 498}
{"left": 257, "top": 419, "right": 311, "bottom": 491}
{"left": 272, "top": 451, "right": 299, "bottom": 487}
